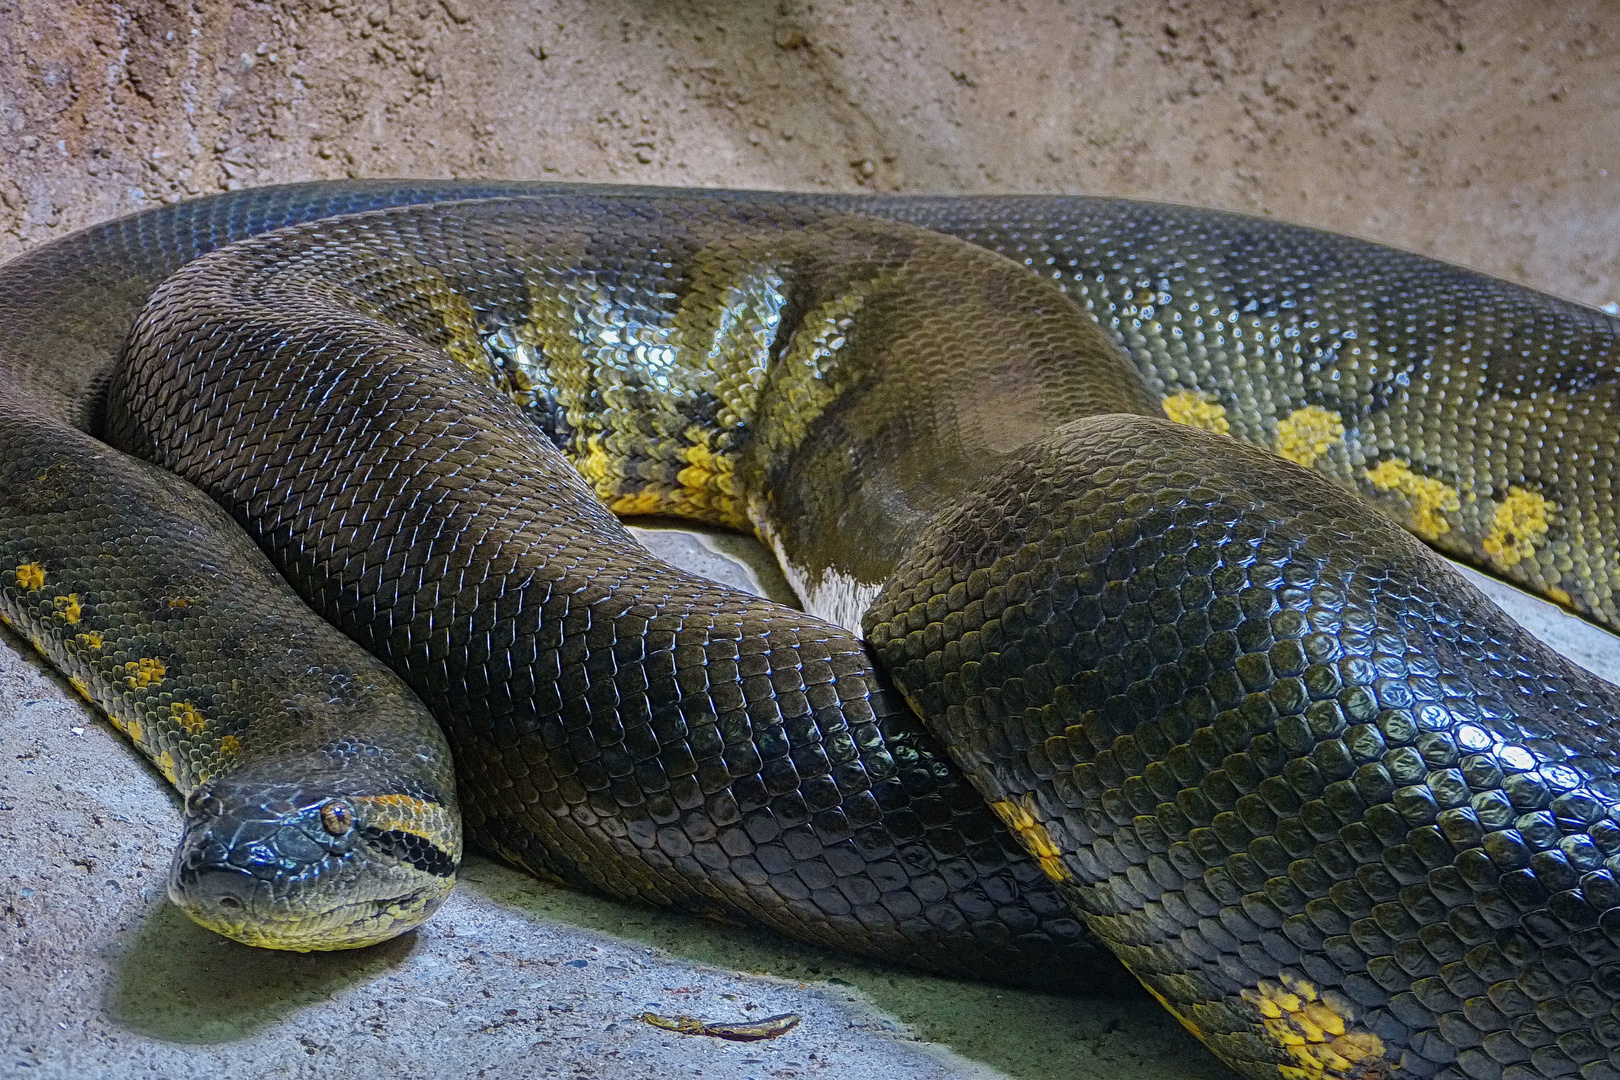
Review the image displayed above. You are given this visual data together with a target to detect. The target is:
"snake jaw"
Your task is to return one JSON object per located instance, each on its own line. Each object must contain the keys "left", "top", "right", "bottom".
{"left": 170, "top": 868, "right": 455, "bottom": 952}
{"left": 167, "top": 772, "right": 461, "bottom": 951}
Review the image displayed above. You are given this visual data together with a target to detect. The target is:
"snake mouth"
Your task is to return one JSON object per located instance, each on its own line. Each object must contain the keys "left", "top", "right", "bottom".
{"left": 167, "top": 774, "right": 461, "bottom": 951}
{"left": 169, "top": 863, "right": 454, "bottom": 951}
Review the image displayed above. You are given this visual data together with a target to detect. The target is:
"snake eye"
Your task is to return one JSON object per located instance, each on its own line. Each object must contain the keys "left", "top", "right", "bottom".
{"left": 319, "top": 800, "right": 356, "bottom": 836}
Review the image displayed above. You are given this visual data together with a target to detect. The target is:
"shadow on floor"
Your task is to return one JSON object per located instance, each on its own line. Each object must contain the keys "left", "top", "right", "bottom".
{"left": 458, "top": 855, "right": 1234, "bottom": 1080}
{"left": 106, "top": 899, "right": 418, "bottom": 1043}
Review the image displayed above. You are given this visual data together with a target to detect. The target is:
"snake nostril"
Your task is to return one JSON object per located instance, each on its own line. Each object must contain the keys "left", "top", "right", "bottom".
{"left": 216, "top": 895, "right": 244, "bottom": 910}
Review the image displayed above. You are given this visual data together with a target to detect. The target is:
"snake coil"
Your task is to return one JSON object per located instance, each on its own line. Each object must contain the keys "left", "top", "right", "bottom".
{"left": 4, "top": 181, "right": 1620, "bottom": 1080}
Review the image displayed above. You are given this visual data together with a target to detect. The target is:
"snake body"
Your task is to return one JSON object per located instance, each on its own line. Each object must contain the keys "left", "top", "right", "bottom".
{"left": 5, "top": 181, "right": 1620, "bottom": 1080}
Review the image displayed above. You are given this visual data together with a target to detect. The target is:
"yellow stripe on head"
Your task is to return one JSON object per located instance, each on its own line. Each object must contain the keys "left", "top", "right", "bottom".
{"left": 350, "top": 793, "right": 455, "bottom": 845}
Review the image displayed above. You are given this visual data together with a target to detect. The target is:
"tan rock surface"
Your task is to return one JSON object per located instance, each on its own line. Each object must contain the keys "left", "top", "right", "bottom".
{"left": 3, "top": 2, "right": 1616, "bottom": 304}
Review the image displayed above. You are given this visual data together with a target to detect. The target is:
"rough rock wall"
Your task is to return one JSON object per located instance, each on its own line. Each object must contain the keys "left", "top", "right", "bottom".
{"left": 0, "top": 1, "right": 1614, "bottom": 306}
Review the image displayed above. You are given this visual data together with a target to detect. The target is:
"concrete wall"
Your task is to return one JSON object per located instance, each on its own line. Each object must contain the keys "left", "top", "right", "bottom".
{"left": 2, "top": 1, "right": 1616, "bottom": 305}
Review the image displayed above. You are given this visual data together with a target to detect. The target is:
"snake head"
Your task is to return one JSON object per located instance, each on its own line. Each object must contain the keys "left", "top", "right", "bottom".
{"left": 166, "top": 764, "right": 461, "bottom": 951}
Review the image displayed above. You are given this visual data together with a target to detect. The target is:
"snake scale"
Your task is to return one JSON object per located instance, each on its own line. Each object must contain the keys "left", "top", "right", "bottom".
{"left": 4, "top": 181, "right": 1620, "bottom": 1080}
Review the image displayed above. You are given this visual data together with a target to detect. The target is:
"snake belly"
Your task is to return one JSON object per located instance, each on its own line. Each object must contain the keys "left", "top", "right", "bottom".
{"left": 3, "top": 182, "right": 1620, "bottom": 1080}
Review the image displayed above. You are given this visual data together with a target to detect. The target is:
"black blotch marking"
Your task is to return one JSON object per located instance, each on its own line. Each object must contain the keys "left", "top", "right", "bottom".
{"left": 360, "top": 826, "right": 458, "bottom": 877}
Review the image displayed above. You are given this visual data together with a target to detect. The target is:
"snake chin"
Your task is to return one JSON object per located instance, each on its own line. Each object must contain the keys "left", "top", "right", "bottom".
{"left": 166, "top": 771, "right": 460, "bottom": 951}
{"left": 170, "top": 873, "right": 454, "bottom": 952}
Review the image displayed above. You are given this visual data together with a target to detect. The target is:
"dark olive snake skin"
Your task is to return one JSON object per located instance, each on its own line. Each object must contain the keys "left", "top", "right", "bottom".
{"left": 4, "top": 181, "right": 1620, "bottom": 1080}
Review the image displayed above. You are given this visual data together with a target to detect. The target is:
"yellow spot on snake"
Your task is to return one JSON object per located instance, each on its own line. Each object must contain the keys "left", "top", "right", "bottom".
{"left": 219, "top": 734, "right": 241, "bottom": 757}
{"left": 420, "top": 274, "right": 488, "bottom": 378}
{"left": 1162, "top": 391, "right": 1231, "bottom": 435}
{"left": 125, "top": 717, "right": 144, "bottom": 745}
{"left": 610, "top": 490, "right": 665, "bottom": 516}
{"left": 673, "top": 441, "right": 746, "bottom": 529}
{"left": 16, "top": 562, "right": 45, "bottom": 591}
{"left": 1242, "top": 974, "right": 1387, "bottom": 1080}
{"left": 1548, "top": 585, "right": 1573, "bottom": 606}
{"left": 988, "top": 798, "right": 1070, "bottom": 882}
{"left": 157, "top": 750, "right": 177, "bottom": 784}
{"left": 68, "top": 674, "right": 91, "bottom": 700}
{"left": 171, "top": 701, "right": 208, "bottom": 735}
{"left": 1140, "top": 979, "right": 1205, "bottom": 1040}
{"left": 124, "top": 657, "right": 166, "bottom": 689}
{"left": 75, "top": 630, "right": 103, "bottom": 650}
{"left": 1483, "top": 486, "right": 1554, "bottom": 571}
{"left": 679, "top": 441, "right": 721, "bottom": 492}
{"left": 1274, "top": 406, "right": 1344, "bottom": 469}
{"left": 53, "top": 593, "right": 81, "bottom": 623}
{"left": 1365, "top": 458, "right": 1460, "bottom": 541}
{"left": 576, "top": 433, "right": 614, "bottom": 494}
{"left": 167, "top": 596, "right": 193, "bottom": 608}
{"left": 352, "top": 793, "right": 442, "bottom": 838}
{"left": 755, "top": 288, "right": 868, "bottom": 464}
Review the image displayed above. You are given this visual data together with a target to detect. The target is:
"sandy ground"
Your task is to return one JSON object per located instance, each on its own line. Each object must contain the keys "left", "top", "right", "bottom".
{"left": 1, "top": 2, "right": 1617, "bottom": 1078}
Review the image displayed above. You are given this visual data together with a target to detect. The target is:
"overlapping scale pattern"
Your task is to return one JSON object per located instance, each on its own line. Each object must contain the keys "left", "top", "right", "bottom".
{"left": 107, "top": 197, "right": 1119, "bottom": 987}
{"left": 873, "top": 196, "right": 1620, "bottom": 633}
{"left": 5, "top": 181, "right": 1620, "bottom": 1068}
{"left": 870, "top": 415, "right": 1620, "bottom": 1080}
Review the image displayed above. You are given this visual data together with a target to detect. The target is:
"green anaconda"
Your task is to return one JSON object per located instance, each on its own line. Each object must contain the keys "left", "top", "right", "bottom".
{"left": 3, "top": 181, "right": 1620, "bottom": 1080}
